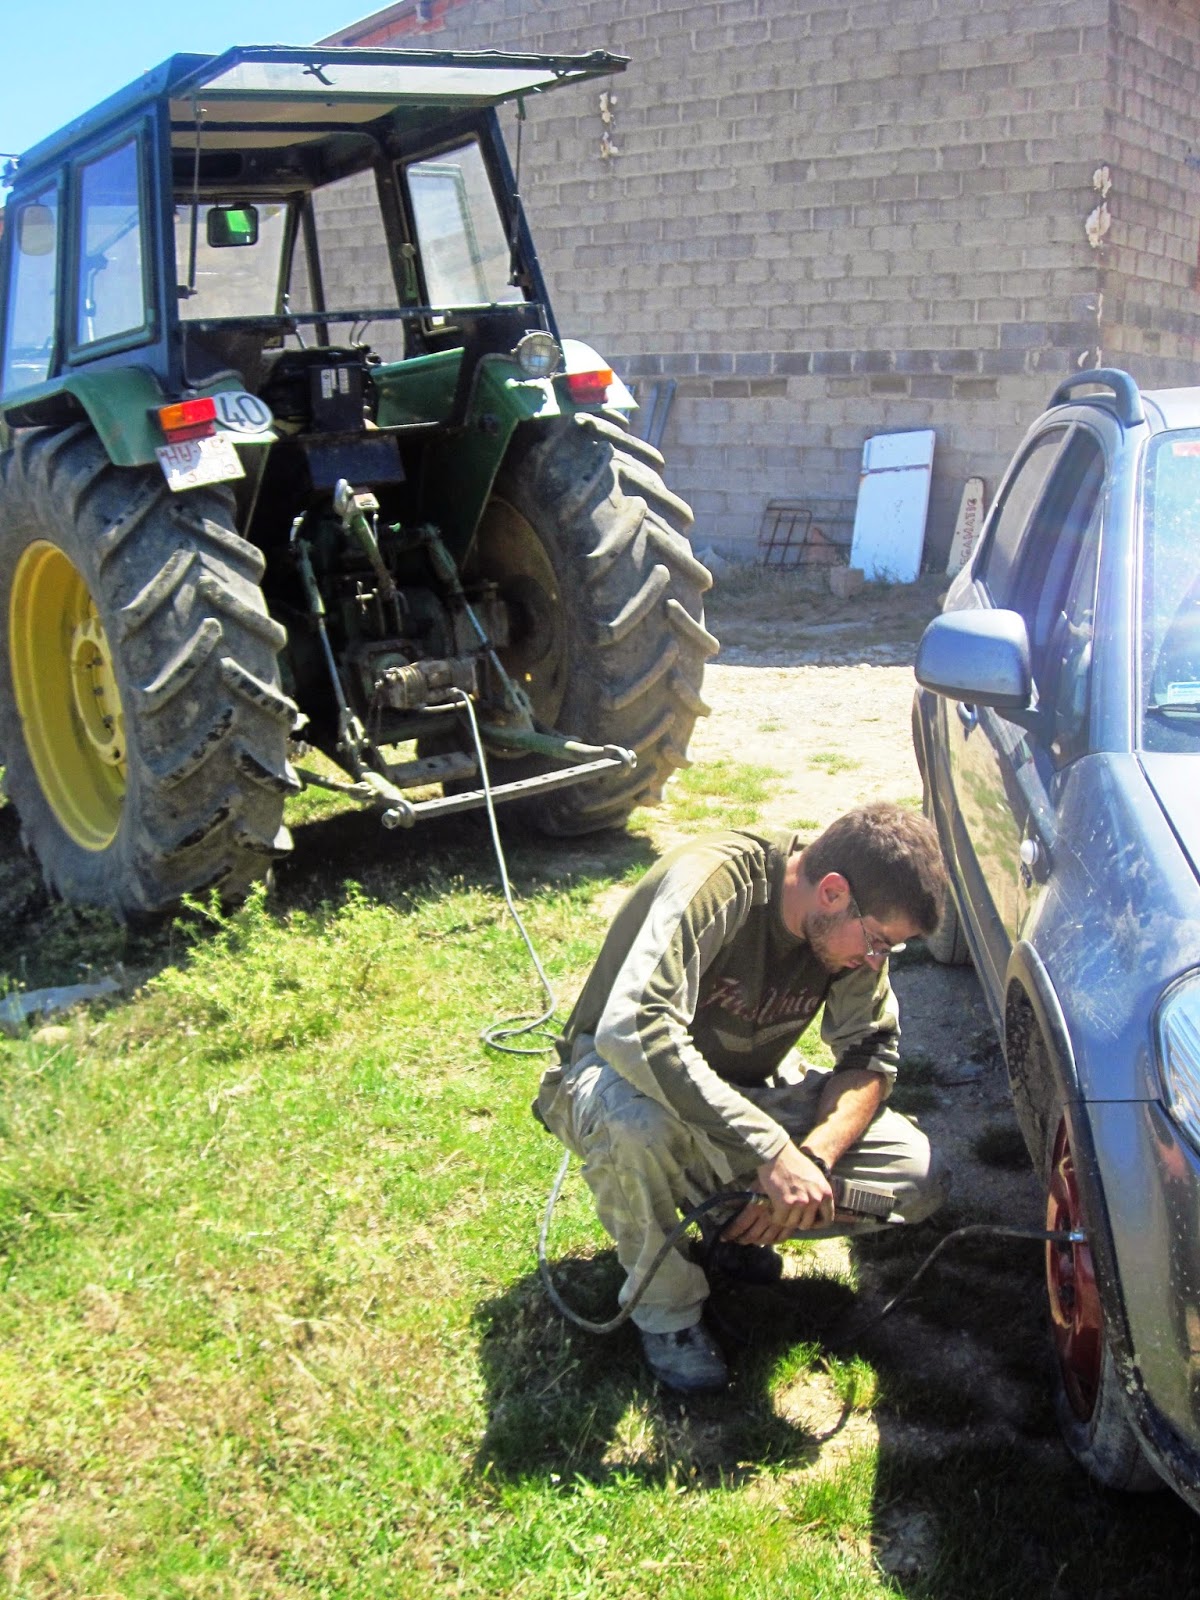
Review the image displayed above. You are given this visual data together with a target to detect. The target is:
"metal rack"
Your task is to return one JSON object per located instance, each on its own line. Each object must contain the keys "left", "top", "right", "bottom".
{"left": 757, "top": 497, "right": 854, "bottom": 568}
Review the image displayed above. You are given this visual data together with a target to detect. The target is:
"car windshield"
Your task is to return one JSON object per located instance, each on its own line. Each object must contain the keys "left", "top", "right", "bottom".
{"left": 1142, "top": 430, "right": 1200, "bottom": 752}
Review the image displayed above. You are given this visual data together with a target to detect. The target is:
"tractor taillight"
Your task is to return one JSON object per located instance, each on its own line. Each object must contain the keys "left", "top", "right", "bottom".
{"left": 156, "top": 397, "right": 217, "bottom": 443}
{"left": 565, "top": 367, "right": 614, "bottom": 405}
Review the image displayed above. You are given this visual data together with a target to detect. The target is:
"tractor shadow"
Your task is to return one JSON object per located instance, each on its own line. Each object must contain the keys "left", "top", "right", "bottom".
{"left": 275, "top": 799, "right": 656, "bottom": 915}
{"left": 0, "top": 784, "right": 654, "bottom": 993}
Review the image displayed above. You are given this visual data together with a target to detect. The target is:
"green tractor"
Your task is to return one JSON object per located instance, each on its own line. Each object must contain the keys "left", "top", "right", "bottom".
{"left": 0, "top": 45, "right": 714, "bottom": 917}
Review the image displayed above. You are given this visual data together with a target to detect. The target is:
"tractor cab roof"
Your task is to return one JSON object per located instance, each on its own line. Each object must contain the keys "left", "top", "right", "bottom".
{"left": 14, "top": 45, "right": 627, "bottom": 185}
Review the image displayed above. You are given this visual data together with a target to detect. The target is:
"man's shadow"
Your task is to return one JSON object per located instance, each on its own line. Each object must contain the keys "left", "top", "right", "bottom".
{"left": 471, "top": 1245, "right": 864, "bottom": 1488}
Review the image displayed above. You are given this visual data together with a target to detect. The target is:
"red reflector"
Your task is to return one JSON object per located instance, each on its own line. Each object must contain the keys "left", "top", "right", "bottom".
{"left": 566, "top": 368, "right": 613, "bottom": 404}
{"left": 157, "top": 396, "right": 217, "bottom": 443}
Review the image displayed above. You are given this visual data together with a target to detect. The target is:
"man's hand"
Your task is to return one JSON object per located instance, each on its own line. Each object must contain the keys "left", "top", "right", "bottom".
{"left": 722, "top": 1142, "right": 834, "bottom": 1244}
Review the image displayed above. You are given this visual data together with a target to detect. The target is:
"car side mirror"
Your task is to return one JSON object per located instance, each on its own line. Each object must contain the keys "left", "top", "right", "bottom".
{"left": 915, "top": 610, "right": 1045, "bottom": 736}
{"left": 17, "top": 203, "right": 56, "bottom": 257}
{"left": 206, "top": 204, "right": 259, "bottom": 248}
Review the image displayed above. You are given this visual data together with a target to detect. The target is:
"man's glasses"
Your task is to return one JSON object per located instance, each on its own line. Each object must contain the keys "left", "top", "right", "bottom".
{"left": 848, "top": 897, "right": 906, "bottom": 962}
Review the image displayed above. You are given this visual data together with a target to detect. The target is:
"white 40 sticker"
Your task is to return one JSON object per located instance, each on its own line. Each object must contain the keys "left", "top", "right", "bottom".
{"left": 213, "top": 391, "right": 274, "bottom": 434}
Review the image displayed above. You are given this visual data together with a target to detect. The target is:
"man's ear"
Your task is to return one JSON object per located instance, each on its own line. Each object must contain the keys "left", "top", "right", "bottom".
{"left": 816, "top": 872, "right": 853, "bottom": 912}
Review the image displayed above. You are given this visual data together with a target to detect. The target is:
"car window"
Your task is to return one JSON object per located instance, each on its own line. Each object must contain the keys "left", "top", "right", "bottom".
{"left": 986, "top": 429, "right": 1105, "bottom": 767}
{"left": 1142, "top": 432, "right": 1200, "bottom": 753}
{"left": 979, "top": 429, "right": 1068, "bottom": 606}
{"left": 1010, "top": 432, "right": 1105, "bottom": 685}
{"left": 1046, "top": 491, "right": 1102, "bottom": 765}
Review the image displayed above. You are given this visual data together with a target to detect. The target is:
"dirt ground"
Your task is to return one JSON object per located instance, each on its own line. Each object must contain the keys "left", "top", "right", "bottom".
{"left": 694, "top": 571, "right": 946, "bottom": 830}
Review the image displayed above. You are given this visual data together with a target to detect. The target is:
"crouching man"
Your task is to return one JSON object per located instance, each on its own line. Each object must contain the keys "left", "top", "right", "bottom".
{"left": 536, "top": 803, "right": 950, "bottom": 1393}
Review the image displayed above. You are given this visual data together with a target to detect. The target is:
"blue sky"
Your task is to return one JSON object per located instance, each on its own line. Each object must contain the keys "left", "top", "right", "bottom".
{"left": 1, "top": 2, "right": 368, "bottom": 172}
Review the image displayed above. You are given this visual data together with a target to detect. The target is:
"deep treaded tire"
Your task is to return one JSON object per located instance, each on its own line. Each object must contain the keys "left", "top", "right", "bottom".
{"left": 0, "top": 426, "right": 298, "bottom": 917}
{"left": 475, "top": 413, "right": 716, "bottom": 833}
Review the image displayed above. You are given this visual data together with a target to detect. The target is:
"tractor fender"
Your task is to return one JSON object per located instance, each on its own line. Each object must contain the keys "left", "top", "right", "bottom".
{"left": 0, "top": 368, "right": 275, "bottom": 467}
{"left": 433, "top": 343, "right": 638, "bottom": 554}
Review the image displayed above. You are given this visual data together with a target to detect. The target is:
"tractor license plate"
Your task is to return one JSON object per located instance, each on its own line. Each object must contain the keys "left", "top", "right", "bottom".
{"left": 156, "top": 434, "right": 246, "bottom": 493}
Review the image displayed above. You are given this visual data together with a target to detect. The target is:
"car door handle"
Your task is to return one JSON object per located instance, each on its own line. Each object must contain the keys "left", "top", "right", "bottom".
{"left": 956, "top": 701, "right": 978, "bottom": 732}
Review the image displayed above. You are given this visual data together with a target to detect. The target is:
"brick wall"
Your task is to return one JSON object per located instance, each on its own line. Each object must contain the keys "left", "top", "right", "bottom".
{"left": 326, "top": 0, "right": 1180, "bottom": 566}
{"left": 1100, "top": 0, "right": 1200, "bottom": 387}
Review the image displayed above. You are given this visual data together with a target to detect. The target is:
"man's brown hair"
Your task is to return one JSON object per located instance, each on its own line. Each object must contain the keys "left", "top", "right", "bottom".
{"left": 801, "top": 802, "right": 948, "bottom": 935}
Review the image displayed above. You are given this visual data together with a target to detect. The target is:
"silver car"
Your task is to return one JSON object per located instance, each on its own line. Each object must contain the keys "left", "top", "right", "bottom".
{"left": 913, "top": 368, "right": 1200, "bottom": 1511}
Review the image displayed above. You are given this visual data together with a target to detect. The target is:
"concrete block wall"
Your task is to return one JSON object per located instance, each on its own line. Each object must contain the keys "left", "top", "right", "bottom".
{"left": 1100, "top": 0, "right": 1200, "bottom": 388}
{"left": 325, "top": 0, "right": 1176, "bottom": 565}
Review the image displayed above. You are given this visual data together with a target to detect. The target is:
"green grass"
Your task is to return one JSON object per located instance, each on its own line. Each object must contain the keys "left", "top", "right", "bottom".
{"left": 808, "top": 752, "right": 862, "bottom": 777}
{"left": 0, "top": 855, "right": 888, "bottom": 1598}
{"left": 2, "top": 833, "right": 1200, "bottom": 1596}
{"left": 653, "top": 757, "right": 783, "bottom": 832}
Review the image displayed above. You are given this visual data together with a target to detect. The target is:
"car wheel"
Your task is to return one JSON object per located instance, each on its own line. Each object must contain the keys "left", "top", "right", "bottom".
{"left": 1045, "top": 1119, "right": 1161, "bottom": 1492}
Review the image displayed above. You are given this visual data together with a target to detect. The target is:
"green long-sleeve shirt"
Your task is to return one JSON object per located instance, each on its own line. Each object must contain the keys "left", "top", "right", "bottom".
{"left": 558, "top": 828, "right": 901, "bottom": 1169}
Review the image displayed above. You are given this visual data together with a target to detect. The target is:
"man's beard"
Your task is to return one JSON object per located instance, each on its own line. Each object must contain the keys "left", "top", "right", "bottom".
{"left": 806, "top": 907, "right": 853, "bottom": 973}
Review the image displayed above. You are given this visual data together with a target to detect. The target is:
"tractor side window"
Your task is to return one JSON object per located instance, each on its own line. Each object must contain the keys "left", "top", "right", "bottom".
{"left": 1, "top": 185, "right": 60, "bottom": 395}
{"left": 406, "top": 141, "right": 522, "bottom": 309}
{"left": 75, "top": 138, "right": 147, "bottom": 349}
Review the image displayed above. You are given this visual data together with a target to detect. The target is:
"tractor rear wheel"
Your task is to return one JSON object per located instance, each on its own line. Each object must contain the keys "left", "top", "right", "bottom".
{"left": 0, "top": 426, "right": 298, "bottom": 918}
{"left": 471, "top": 413, "right": 716, "bottom": 833}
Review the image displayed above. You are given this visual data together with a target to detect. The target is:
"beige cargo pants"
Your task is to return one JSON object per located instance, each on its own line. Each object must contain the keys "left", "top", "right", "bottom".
{"left": 537, "top": 1051, "right": 947, "bottom": 1334}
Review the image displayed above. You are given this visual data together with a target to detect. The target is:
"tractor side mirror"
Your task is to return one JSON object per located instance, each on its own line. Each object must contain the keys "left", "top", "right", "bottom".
{"left": 206, "top": 204, "right": 259, "bottom": 248}
{"left": 17, "top": 203, "right": 56, "bottom": 257}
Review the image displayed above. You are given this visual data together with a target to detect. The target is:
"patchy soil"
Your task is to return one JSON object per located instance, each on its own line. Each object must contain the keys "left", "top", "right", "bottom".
{"left": 691, "top": 571, "right": 947, "bottom": 833}
{"left": 5, "top": 562, "right": 1200, "bottom": 1583}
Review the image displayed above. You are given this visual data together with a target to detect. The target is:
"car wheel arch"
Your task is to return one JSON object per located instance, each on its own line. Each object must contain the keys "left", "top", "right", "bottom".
{"left": 1004, "top": 945, "right": 1145, "bottom": 1421}
{"left": 1004, "top": 942, "right": 1080, "bottom": 1177}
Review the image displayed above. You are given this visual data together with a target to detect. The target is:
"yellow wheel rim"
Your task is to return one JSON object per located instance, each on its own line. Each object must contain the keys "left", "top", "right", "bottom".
{"left": 10, "top": 541, "right": 126, "bottom": 850}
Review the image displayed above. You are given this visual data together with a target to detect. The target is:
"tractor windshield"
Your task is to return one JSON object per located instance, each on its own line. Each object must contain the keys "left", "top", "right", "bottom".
{"left": 175, "top": 202, "right": 290, "bottom": 319}
{"left": 172, "top": 131, "right": 526, "bottom": 364}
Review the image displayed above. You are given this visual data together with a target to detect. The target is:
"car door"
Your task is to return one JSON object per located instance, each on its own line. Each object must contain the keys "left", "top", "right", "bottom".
{"left": 941, "top": 428, "right": 1070, "bottom": 996}
{"left": 1002, "top": 428, "right": 1106, "bottom": 938}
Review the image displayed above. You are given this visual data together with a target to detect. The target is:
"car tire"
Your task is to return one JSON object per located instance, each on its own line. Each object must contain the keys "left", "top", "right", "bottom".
{"left": 0, "top": 426, "right": 298, "bottom": 918}
{"left": 924, "top": 885, "right": 971, "bottom": 965}
{"left": 468, "top": 412, "right": 716, "bottom": 833}
{"left": 1045, "top": 1119, "right": 1161, "bottom": 1493}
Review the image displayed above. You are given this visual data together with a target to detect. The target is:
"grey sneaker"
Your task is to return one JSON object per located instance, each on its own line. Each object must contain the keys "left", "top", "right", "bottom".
{"left": 640, "top": 1322, "right": 728, "bottom": 1394}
